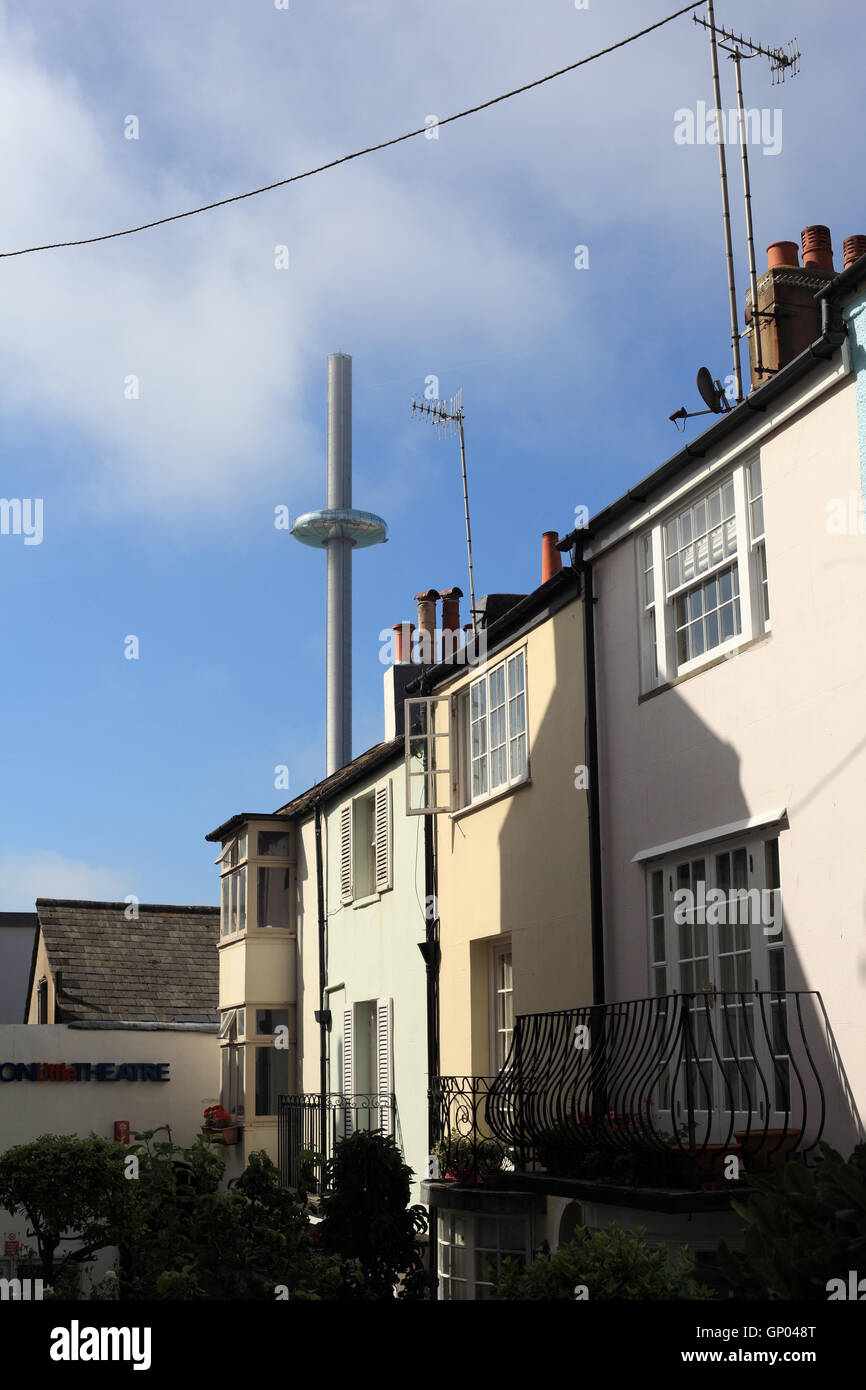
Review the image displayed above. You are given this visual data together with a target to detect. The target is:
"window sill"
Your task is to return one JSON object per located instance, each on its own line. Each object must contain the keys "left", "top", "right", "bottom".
{"left": 218, "top": 928, "right": 296, "bottom": 947}
{"left": 450, "top": 774, "right": 531, "bottom": 822}
{"left": 638, "top": 629, "right": 772, "bottom": 703}
{"left": 352, "top": 893, "right": 381, "bottom": 910}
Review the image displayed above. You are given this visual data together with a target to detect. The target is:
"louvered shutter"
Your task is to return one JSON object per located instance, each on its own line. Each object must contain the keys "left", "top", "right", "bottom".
{"left": 339, "top": 804, "right": 353, "bottom": 904}
{"left": 376, "top": 997, "right": 394, "bottom": 1137}
{"left": 374, "top": 781, "right": 392, "bottom": 893}
{"left": 342, "top": 1006, "right": 354, "bottom": 1137}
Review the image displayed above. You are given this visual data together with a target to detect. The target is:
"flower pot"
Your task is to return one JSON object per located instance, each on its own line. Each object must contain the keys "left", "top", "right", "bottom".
{"left": 220, "top": 1126, "right": 240, "bottom": 1146}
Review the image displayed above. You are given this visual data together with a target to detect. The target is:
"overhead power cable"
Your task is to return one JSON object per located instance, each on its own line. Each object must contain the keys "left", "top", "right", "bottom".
{"left": 1, "top": 2, "right": 702, "bottom": 260}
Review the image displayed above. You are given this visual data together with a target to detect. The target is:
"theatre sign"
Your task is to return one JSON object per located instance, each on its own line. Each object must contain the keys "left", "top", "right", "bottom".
{"left": 0, "top": 1061, "right": 171, "bottom": 1082}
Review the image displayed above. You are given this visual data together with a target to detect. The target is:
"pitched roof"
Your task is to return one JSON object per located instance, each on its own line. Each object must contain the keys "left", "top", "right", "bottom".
{"left": 33, "top": 899, "right": 219, "bottom": 1024}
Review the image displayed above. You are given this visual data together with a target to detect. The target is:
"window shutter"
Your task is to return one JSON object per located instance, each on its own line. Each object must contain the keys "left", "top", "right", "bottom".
{"left": 340, "top": 804, "right": 353, "bottom": 904}
{"left": 374, "top": 781, "right": 392, "bottom": 892}
{"left": 376, "top": 997, "right": 394, "bottom": 1137}
{"left": 342, "top": 1006, "right": 354, "bottom": 1136}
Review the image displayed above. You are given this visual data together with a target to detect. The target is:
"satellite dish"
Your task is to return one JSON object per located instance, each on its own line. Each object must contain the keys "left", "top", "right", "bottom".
{"left": 696, "top": 367, "right": 728, "bottom": 414}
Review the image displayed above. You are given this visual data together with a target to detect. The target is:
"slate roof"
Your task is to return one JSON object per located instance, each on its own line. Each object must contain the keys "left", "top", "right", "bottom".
{"left": 33, "top": 899, "right": 219, "bottom": 1025}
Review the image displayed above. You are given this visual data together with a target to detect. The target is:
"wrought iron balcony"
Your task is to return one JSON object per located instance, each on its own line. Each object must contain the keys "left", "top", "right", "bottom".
{"left": 433, "top": 991, "right": 827, "bottom": 1186}
{"left": 277, "top": 1092, "right": 394, "bottom": 1192}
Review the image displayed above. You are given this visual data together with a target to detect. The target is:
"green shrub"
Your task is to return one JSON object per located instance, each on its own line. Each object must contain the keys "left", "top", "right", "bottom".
{"left": 705, "top": 1142, "right": 866, "bottom": 1300}
{"left": 318, "top": 1130, "right": 430, "bottom": 1299}
{"left": 495, "top": 1224, "right": 713, "bottom": 1300}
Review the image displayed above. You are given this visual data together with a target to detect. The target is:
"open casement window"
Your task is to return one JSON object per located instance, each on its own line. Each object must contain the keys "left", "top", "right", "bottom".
{"left": 405, "top": 696, "right": 455, "bottom": 815}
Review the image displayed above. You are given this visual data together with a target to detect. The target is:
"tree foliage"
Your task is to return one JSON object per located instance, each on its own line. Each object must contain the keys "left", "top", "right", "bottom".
{"left": 317, "top": 1129, "right": 430, "bottom": 1299}
{"left": 495, "top": 1225, "right": 713, "bottom": 1300}
{"left": 0, "top": 1133, "right": 130, "bottom": 1282}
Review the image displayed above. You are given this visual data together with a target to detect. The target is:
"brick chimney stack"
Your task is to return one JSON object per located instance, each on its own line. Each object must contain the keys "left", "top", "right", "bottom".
{"left": 745, "top": 227, "right": 837, "bottom": 390}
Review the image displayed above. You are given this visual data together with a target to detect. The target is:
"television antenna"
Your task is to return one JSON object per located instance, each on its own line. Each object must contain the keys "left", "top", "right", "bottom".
{"left": 410, "top": 389, "right": 478, "bottom": 635}
{"left": 694, "top": 13, "right": 802, "bottom": 391}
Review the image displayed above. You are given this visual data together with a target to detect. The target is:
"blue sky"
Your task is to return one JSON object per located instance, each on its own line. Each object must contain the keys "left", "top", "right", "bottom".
{"left": 0, "top": 0, "right": 862, "bottom": 910}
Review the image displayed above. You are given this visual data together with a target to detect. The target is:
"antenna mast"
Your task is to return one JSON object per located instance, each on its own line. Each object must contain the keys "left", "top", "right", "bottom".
{"left": 694, "top": 14, "right": 801, "bottom": 392}
{"left": 410, "top": 390, "right": 478, "bottom": 635}
{"left": 703, "top": 0, "right": 743, "bottom": 405}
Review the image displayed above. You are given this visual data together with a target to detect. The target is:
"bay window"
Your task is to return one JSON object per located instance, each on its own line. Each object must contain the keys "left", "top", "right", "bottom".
{"left": 217, "top": 820, "right": 294, "bottom": 936}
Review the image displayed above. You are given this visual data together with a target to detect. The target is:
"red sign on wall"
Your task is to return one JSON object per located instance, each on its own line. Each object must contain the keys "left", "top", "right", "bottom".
{"left": 4, "top": 1238, "right": 19, "bottom": 1256}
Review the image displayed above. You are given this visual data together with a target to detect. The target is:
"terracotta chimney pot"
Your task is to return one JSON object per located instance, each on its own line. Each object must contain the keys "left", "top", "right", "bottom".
{"left": 414, "top": 589, "right": 439, "bottom": 664}
{"left": 392, "top": 622, "right": 414, "bottom": 665}
{"left": 801, "top": 225, "right": 834, "bottom": 273}
{"left": 542, "top": 532, "right": 562, "bottom": 585}
{"left": 439, "top": 587, "right": 463, "bottom": 659}
{"left": 843, "top": 235, "right": 866, "bottom": 271}
{"left": 766, "top": 241, "right": 799, "bottom": 270}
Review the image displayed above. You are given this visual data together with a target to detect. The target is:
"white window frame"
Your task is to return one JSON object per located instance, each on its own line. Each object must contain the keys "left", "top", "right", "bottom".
{"left": 460, "top": 649, "right": 529, "bottom": 809}
{"left": 405, "top": 696, "right": 456, "bottom": 815}
{"left": 437, "top": 1210, "right": 533, "bottom": 1301}
{"left": 639, "top": 456, "right": 769, "bottom": 689}
{"left": 646, "top": 831, "right": 786, "bottom": 1004}
{"left": 488, "top": 940, "right": 514, "bottom": 1074}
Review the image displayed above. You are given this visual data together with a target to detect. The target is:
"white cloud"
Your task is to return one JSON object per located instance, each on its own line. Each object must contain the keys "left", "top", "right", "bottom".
{"left": 0, "top": 851, "right": 132, "bottom": 911}
{"left": 0, "top": 0, "right": 861, "bottom": 523}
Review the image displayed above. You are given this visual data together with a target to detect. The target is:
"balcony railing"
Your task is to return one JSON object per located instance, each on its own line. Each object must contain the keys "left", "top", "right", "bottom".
{"left": 277, "top": 1092, "right": 394, "bottom": 1191}
{"left": 433, "top": 991, "right": 827, "bottom": 1186}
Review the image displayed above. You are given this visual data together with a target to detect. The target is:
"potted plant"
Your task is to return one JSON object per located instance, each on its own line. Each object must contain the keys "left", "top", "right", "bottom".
{"left": 432, "top": 1133, "right": 506, "bottom": 1184}
{"left": 201, "top": 1104, "right": 233, "bottom": 1138}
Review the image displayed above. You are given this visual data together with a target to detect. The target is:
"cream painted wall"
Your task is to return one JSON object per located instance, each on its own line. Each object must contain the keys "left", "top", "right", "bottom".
{"left": 25, "top": 933, "right": 52, "bottom": 1024}
{"left": 436, "top": 598, "right": 593, "bottom": 1076}
{"left": 219, "top": 939, "right": 245, "bottom": 1008}
{"left": 594, "top": 374, "right": 866, "bottom": 1151}
{"left": 298, "top": 815, "right": 319, "bottom": 1098}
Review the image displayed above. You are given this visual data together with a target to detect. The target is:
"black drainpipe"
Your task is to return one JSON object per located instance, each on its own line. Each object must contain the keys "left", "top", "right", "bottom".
{"left": 314, "top": 804, "right": 328, "bottom": 1164}
{"left": 572, "top": 535, "right": 605, "bottom": 1007}
{"left": 423, "top": 807, "right": 440, "bottom": 1302}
